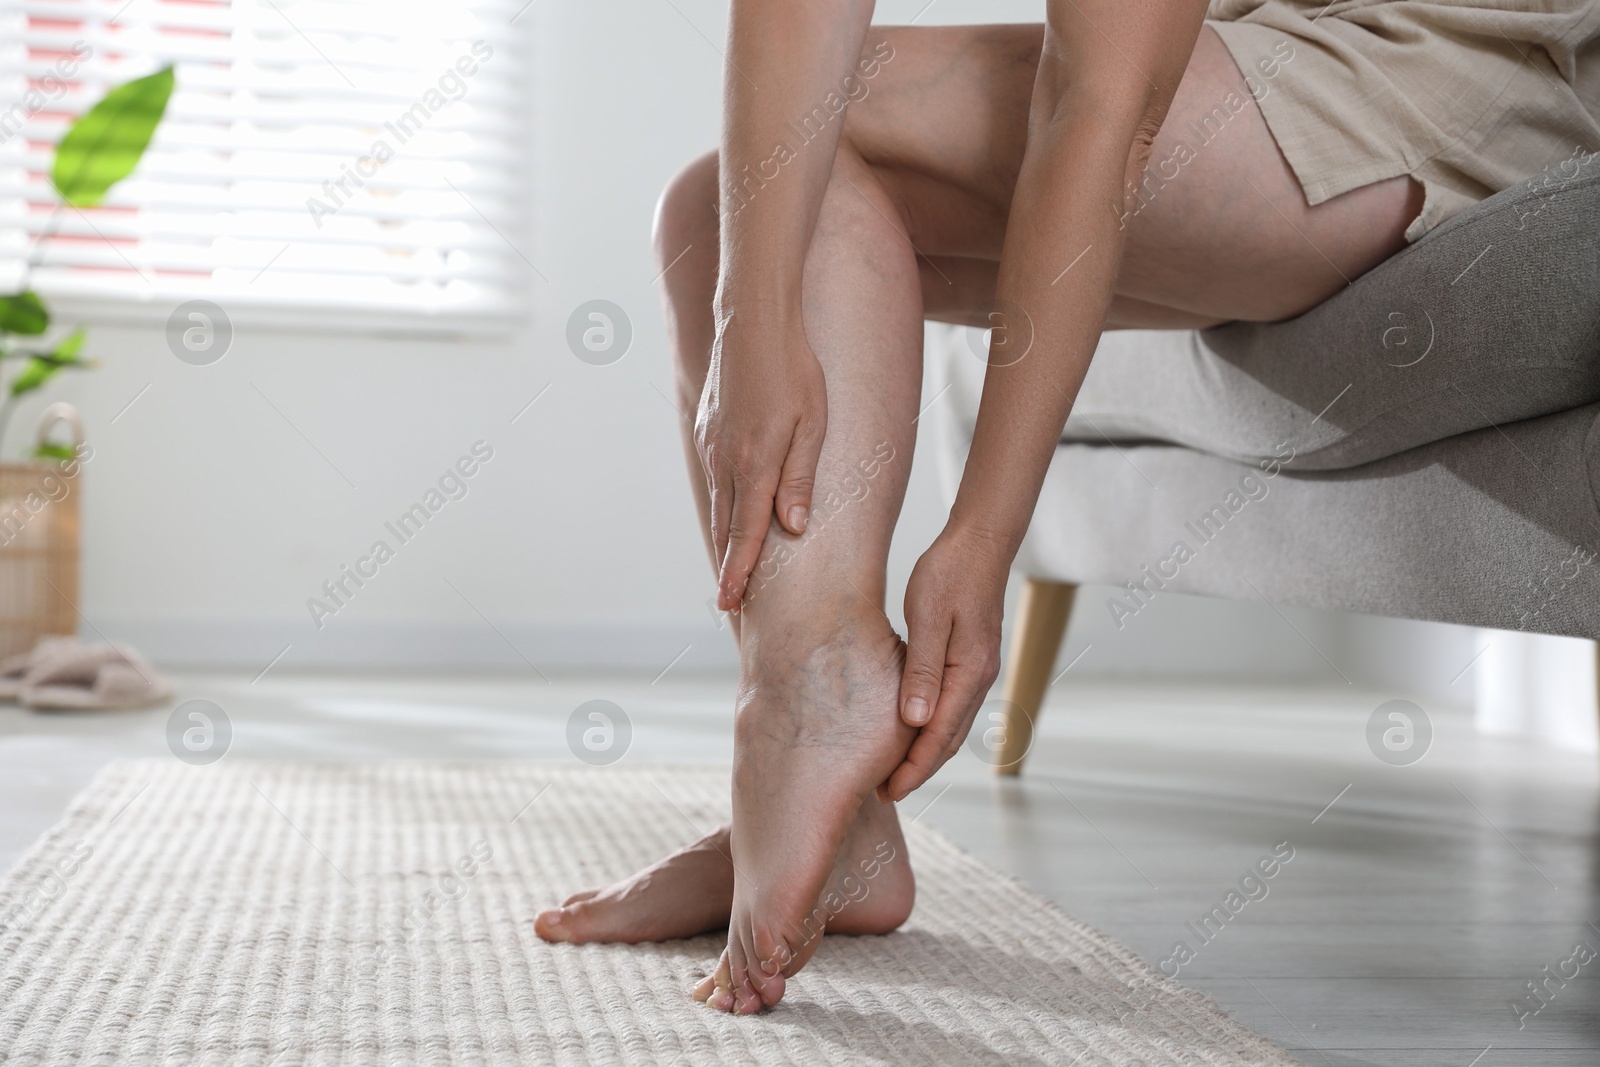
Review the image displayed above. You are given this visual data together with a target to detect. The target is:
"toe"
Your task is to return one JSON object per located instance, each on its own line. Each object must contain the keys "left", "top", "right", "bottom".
{"left": 694, "top": 951, "right": 734, "bottom": 1008}
{"left": 533, "top": 907, "right": 573, "bottom": 943}
{"left": 748, "top": 929, "right": 791, "bottom": 1005}
{"left": 730, "top": 925, "right": 786, "bottom": 1008}
{"left": 534, "top": 898, "right": 628, "bottom": 944}
{"left": 727, "top": 930, "right": 750, "bottom": 996}
{"left": 750, "top": 969, "right": 786, "bottom": 1007}
{"left": 734, "top": 984, "right": 763, "bottom": 1014}
{"left": 562, "top": 888, "right": 600, "bottom": 906}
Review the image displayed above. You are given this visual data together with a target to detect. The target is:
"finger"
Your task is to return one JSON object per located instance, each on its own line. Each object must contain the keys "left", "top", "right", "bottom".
{"left": 708, "top": 460, "right": 734, "bottom": 584}
{"left": 888, "top": 657, "right": 990, "bottom": 800}
{"left": 717, "top": 468, "right": 777, "bottom": 609}
{"left": 899, "top": 601, "right": 952, "bottom": 729}
{"left": 886, "top": 727, "right": 951, "bottom": 802}
{"left": 772, "top": 416, "right": 824, "bottom": 537}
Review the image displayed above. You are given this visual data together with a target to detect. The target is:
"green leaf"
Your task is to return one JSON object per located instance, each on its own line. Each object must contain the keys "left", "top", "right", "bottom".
{"left": 10, "top": 356, "right": 59, "bottom": 397}
{"left": 51, "top": 328, "right": 87, "bottom": 363}
{"left": 6, "top": 328, "right": 92, "bottom": 397}
{"left": 0, "top": 292, "right": 49, "bottom": 336}
{"left": 33, "top": 442, "right": 76, "bottom": 461}
{"left": 52, "top": 65, "right": 175, "bottom": 207}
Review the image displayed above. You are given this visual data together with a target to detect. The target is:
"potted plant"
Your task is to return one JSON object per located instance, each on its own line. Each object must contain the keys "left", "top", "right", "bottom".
{"left": 0, "top": 65, "right": 175, "bottom": 458}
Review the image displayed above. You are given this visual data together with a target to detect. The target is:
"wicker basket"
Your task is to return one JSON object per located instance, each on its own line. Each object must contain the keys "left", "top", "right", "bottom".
{"left": 0, "top": 403, "right": 84, "bottom": 659}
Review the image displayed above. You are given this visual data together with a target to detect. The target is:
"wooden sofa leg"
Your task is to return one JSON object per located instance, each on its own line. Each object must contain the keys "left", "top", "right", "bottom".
{"left": 994, "top": 578, "right": 1077, "bottom": 776}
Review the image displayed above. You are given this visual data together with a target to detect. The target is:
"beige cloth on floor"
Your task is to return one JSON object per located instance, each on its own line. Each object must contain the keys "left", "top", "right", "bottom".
{"left": 0, "top": 761, "right": 1305, "bottom": 1066}
{"left": 1208, "top": 0, "right": 1600, "bottom": 240}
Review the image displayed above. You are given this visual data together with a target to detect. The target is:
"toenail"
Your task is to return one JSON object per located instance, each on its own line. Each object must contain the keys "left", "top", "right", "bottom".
{"left": 905, "top": 697, "right": 930, "bottom": 725}
{"left": 541, "top": 910, "right": 570, "bottom": 941}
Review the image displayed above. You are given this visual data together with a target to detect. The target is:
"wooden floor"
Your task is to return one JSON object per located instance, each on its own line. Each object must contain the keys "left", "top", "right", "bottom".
{"left": 1, "top": 672, "right": 1595, "bottom": 1065}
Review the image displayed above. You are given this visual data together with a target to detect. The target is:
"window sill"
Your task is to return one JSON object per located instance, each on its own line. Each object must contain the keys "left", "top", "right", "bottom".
{"left": 39, "top": 291, "right": 531, "bottom": 343}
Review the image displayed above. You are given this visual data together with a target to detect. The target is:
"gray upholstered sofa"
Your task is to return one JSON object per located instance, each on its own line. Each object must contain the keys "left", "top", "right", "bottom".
{"left": 931, "top": 152, "right": 1600, "bottom": 772}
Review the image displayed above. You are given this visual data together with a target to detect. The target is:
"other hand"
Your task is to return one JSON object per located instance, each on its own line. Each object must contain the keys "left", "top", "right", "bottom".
{"left": 885, "top": 526, "right": 1008, "bottom": 800}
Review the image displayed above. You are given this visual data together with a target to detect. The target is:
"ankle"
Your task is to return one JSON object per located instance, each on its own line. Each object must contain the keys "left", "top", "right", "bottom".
{"left": 739, "top": 605, "right": 900, "bottom": 688}
{"left": 739, "top": 556, "right": 884, "bottom": 627}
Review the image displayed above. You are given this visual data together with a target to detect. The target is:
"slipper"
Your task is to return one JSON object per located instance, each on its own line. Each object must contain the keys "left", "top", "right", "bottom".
{"left": 20, "top": 642, "right": 175, "bottom": 711}
{"left": 0, "top": 635, "right": 83, "bottom": 702}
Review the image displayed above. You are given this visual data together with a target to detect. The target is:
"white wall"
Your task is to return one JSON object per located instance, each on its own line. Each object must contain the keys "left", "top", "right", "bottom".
{"left": 1, "top": 0, "right": 1499, "bottom": 706}
{"left": 1477, "top": 631, "right": 1599, "bottom": 751}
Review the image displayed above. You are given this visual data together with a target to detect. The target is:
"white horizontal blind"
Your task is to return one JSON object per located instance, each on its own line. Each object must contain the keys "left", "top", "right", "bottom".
{"left": 0, "top": 0, "right": 529, "bottom": 326}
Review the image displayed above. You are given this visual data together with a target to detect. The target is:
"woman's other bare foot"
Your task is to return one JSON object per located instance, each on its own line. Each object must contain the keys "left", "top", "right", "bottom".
{"left": 534, "top": 796, "right": 912, "bottom": 945}
{"left": 696, "top": 605, "right": 917, "bottom": 1013}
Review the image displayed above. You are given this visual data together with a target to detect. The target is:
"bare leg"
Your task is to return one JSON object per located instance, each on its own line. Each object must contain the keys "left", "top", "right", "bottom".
{"left": 693, "top": 21, "right": 1427, "bottom": 1013}
{"left": 692, "top": 140, "right": 929, "bottom": 1014}
{"left": 543, "top": 19, "right": 1428, "bottom": 1003}
{"left": 533, "top": 152, "right": 916, "bottom": 950}
{"left": 849, "top": 24, "right": 1420, "bottom": 324}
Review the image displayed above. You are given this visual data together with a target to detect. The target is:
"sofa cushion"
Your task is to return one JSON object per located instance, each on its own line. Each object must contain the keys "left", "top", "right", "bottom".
{"left": 939, "top": 152, "right": 1600, "bottom": 470}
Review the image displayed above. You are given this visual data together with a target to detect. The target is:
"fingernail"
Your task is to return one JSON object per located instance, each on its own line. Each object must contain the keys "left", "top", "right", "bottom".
{"left": 905, "top": 697, "right": 930, "bottom": 725}
{"left": 787, "top": 504, "right": 807, "bottom": 533}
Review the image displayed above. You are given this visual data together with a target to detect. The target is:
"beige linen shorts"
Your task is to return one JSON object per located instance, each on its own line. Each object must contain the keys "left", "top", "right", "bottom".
{"left": 1208, "top": 0, "right": 1600, "bottom": 240}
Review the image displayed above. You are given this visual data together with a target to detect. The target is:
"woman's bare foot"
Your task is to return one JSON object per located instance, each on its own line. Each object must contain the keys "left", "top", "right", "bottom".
{"left": 533, "top": 827, "right": 733, "bottom": 945}
{"left": 533, "top": 797, "right": 912, "bottom": 945}
{"left": 694, "top": 603, "right": 917, "bottom": 1014}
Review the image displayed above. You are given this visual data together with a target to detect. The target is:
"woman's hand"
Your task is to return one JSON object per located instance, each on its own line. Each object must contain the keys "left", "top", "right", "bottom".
{"left": 884, "top": 525, "right": 1009, "bottom": 801}
{"left": 696, "top": 312, "right": 828, "bottom": 611}
{"left": 698, "top": 1, "right": 874, "bottom": 611}
{"left": 874, "top": 0, "right": 1205, "bottom": 805}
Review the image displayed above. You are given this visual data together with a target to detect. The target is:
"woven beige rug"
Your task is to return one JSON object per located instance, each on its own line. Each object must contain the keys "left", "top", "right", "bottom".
{"left": 0, "top": 761, "right": 1300, "bottom": 1066}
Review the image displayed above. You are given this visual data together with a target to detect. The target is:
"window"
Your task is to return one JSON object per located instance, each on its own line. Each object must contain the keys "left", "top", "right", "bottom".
{"left": 0, "top": 0, "right": 528, "bottom": 331}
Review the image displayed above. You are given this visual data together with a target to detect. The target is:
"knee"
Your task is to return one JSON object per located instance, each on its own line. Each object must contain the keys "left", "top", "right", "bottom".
{"left": 652, "top": 149, "right": 719, "bottom": 268}
{"left": 834, "top": 30, "right": 905, "bottom": 161}
{"left": 813, "top": 140, "right": 914, "bottom": 273}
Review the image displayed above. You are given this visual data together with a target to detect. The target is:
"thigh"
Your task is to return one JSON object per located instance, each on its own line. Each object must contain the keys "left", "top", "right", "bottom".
{"left": 919, "top": 255, "right": 1231, "bottom": 331}
{"left": 1118, "top": 27, "right": 1421, "bottom": 320}
{"left": 848, "top": 23, "right": 1422, "bottom": 324}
